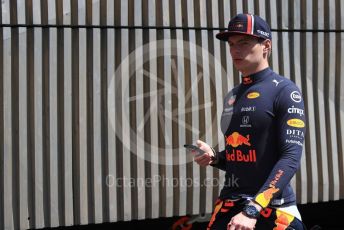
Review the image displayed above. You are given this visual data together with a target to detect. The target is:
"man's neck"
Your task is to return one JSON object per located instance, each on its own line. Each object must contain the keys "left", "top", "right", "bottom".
{"left": 241, "top": 62, "right": 269, "bottom": 76}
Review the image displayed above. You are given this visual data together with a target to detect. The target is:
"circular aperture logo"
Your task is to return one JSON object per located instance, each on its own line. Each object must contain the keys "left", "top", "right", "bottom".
{"left": 108, "top": 39, "right": 228, "bottom": 165}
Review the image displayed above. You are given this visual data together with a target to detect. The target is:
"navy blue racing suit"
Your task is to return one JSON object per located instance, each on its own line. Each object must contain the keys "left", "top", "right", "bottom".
{"left": 208, "top": 67, "right": 306, "bottom": 229}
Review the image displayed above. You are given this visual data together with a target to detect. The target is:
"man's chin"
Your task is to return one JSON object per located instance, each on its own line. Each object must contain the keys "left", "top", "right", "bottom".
{"left": 233, "top": 64, "right": 244, "bottom": 72}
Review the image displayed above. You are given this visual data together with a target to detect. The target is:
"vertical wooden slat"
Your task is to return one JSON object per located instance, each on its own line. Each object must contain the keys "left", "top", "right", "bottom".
{"left": 3, "top": 20, "right": 14, "bottom": 228}
{"left": 214, "top": 0, "right": 226, "bottom": 206}
{"left": 49, "top": 26, "right": 60, "bottom": 228}
{"left": 18, "top": 25, "right": 28, "bottom": 230}
{"left": 220, "top": 0, "right": 229, "bottom": 199}
{"left": 99, "top": 0, "right": 110, "bottom": 223}
{"left": 264, "top": 0, "right": 273, "bottom": 68}
{"left": 312, "top": 0, "right": 323, "bottom": 202}
{"left": 291, "top": 0, "right": 305, "bottom": 203}
{"left": 120, "top": 1, "right": 134, "bottom": 220}
{"left": 55, "top": 0, "right": 66, "bottom": 225}
{"left": 32, "top": 22, "right": 44, "bottom": 230}
{"left": 127, "top": 0, "right": 138, "bottom": 220}
{"left": 229, "top": 1, "right": 239, "bottom": 85}
{"left": 201, "top": 2, "right": 208, "bottom": 216}
{"left": 91, "top": 5, "right": 102, "bottom": 223}
{"left": 70, "top": 0, "right": 80, "bottom": 225}
{"left": 77, "top": 0, "right": 87, "bottom": 225}
{"left": 78, "top": 21, "right": 87, "bottom": 228}
{"left": 120, "top": 0, "right": 132, "bottom": 220}
{"left": 269, "top": 1, "right": 279, "bottom": 74}
{"left": 288, "top": 0, "right": 296, "bottom": 191}
{"left": 299, "top": 0, "right": 312, "bottom": 203}
{"left": 202, "top": 0, "right": 211, "bottom": 215}
{"left": 222, "top": 0, "right": 235, "bottom": 95}
{"left": 341, "top": 0, "right": 344, "bottom": 200}
{"left": 254, "top": 0, "right": 260, "bottom": 14}
{"left": 242, "top": 0, "right": 248, "bottom": 13}
{"left": 320, "top": 0, "right": 330, "bottom": 202}
{"left": 0, "top": 1, "right": 4, "bottom": 229}
{"left": 276, "top": 0, "right": 284, "bottom": 76}
{"left": 25, "top": 0, "right": 36, "bottom": 228}
{"left": 40, "top": 0, "right": 51, "bottom": 227}
{"left": 63, "top": 26, "right": 74, "bottom": 228}
{"left": 85, "top": 0, "right": 95, "bottom": 224}
{"left": 324, "top": 0, "right": 335, "bottom": 201}
{"left": 303, "top": 0, "right": 319, "bottom": 203}
{"left": 281, "top": 0, "right": 290, "bottom": 79}
{"left": 169, "top": 0, "right": 184, "bottom": 216}
{"left": 336, "top": 0, "right": 344, "bottom": 198}
{"left": 77, "top": 2, "right": 88, "bottom": 224}
{"left": 180, "top": 0, "right": 193, "bottom": 216}
{"left": 134, "top": 0, "right": 146, "bottom": 219}
{"left": 9, "top": 0, "right": 20, "bottom": 228}
{"left": 207, "top": 0, "right": 220, "bottom": 213}
{"left": 3, "top": 24, "right": 13, "bottom": 229}
{"left": 235, "top": 0, "right": 243, "bottom": 13}
{"left": 303, "top": 0, "right": 319, "bottom": 204}
{"left": 114, "top": 0, "right": 124, "bottom": 221}
{"left": 196, "top": 0, "right": 207, "bottom": 216}
{"left": 148, "top": 0, "right": 159, "bottom": 219}
{"left": 173, "top": 0, "right": 187, "bottom": 217}
{"left": 217, "top": 0, "right": 228, "bottom": 99}
{"left": 316, "top": 0, "right": 329, "bottom": 202}
{"left": 155, "top": 0, "right": 167, "bottom": 218}
{"left": 328, "top": 0, "right": 340, "bottom": 200}
{"left": 142, "top": 0, "right": 152, "bottom": 219}
{"left": 185, "top": 0, "right": 199, "bottom": 216}
{"left": 168, "top": 0, "right": 180, "bottom": 218}
{"left": 161, "top": 0, "right": 173, "bottom": 218}
{"left": 106, "top": 0, "right": 117, "bottom": 221}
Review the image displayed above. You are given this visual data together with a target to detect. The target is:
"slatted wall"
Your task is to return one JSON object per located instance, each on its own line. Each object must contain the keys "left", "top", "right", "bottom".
{"left": 0, "top": 0, "right": 344, "bottom": 229}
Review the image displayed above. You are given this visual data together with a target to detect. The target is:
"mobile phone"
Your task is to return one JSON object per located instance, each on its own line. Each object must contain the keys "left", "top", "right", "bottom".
{"left": 184, "top": 144, "right": 206, "bottom": 157}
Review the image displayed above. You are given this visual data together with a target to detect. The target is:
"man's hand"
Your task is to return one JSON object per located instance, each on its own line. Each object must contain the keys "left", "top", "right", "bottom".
{"left": 227, "top": 201, "right": 261, "bottom": 230}
{"left": 227, "top": 212, "right": 257, "bottom": 230}
{"left": 192, "top": 140, "right": 215, "bottom": 167}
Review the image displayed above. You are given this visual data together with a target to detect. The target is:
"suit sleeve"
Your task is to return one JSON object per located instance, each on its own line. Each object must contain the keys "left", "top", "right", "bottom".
{"left": 210, "top": 149, "right": 226, "bottom": 171}
{"left": 254, "top": 84, "right": 306, "bottom": 208}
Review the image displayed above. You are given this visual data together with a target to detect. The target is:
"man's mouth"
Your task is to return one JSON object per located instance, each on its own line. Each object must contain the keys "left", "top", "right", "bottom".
{"left": 233, "top": 58, "right": 243, "bottom": 62}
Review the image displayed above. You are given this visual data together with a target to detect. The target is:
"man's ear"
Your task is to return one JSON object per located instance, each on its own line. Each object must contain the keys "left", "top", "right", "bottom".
{"left": 263, "top": 40, "right": 271, "bottom": 52}
{"left": 263, "top": 40, "right": 272, "bottom": 57}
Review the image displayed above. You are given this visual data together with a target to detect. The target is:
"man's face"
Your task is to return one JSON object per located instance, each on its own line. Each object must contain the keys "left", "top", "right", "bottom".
{"left": 228, "top": 34, "right": 267, "bottom": 74}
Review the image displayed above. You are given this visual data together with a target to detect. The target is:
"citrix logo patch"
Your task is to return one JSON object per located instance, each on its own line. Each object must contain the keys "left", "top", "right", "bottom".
{"left": 288, "top": 106, "right": 304, "bottom": 116}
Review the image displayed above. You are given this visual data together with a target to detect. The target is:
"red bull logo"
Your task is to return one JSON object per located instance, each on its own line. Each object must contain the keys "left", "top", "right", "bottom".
{"left": 225, "top": 132, "right": 256, "bottom": 163}
{"left": 242, "top": 76, "right": 253, "bottom": 84}
{"left": 226, "top": 132, "right": 251, "bottom": 148}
